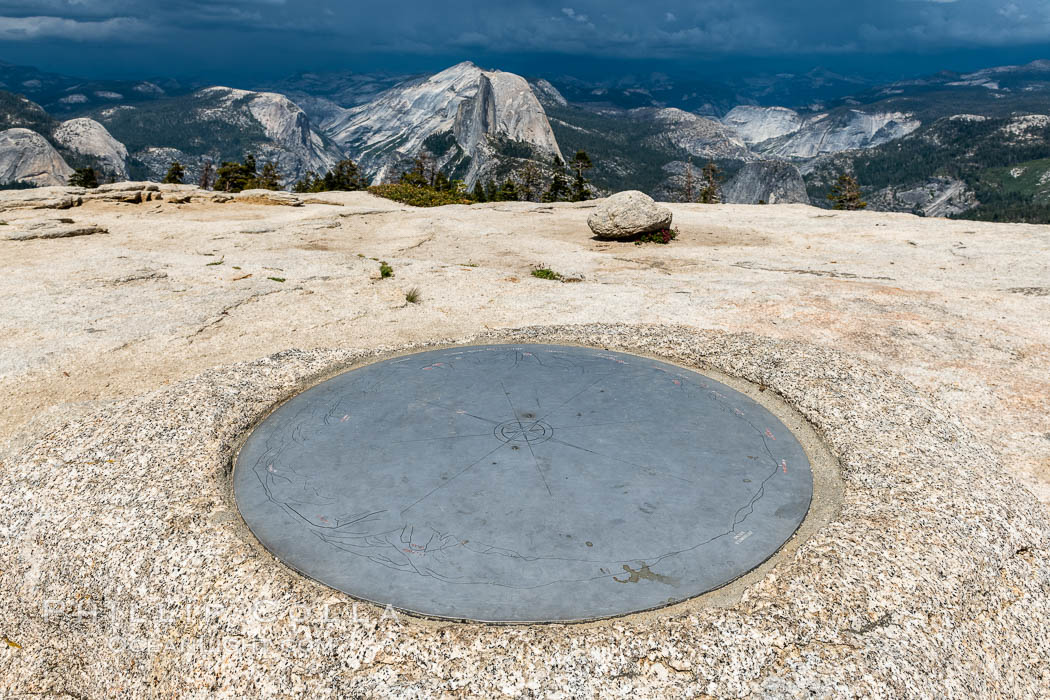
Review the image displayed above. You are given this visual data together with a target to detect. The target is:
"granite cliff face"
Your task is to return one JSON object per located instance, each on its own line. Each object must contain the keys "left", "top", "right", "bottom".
{"left": 723, "top": 160, "right": 809, "bottom": 205}
{"left": 90, "top": 87, "right": 342, "bottom": 186}
{"left": 724, "top": 106, "right": 921, "bottom": 159}
{"left": 323, "top": 62, "right": 563, "bottom": 186}
{"left": 0, "top": 127, "right": 73, "bottom": 186}
{"left": 188, "top": 87, "right": 342, "bottom": 183}
{"left": 635, "top": 107, "right": 754, "bottom": 162}
{"left": 529, "top": 79, "right": 568, "bottom": 108}
{"left": 722, "top": 106, "right": 805, "bottom": 145}
{"left": 52, "top": 118, "right": 128, "bottom": 179}
{"left": 867, "top": 177, "right": 977, "bottom": 217}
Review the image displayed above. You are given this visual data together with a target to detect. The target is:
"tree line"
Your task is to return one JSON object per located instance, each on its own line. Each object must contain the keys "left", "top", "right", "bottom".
{"left": 66, "top": 150, "right": 868, "bottom": 213}
{"left": 393, "top": 149, "right": 597, "bottom": 203}
{"left": 142, "top": 149, "right": 598, "bottom": 204}
{"left": 679, "top": 161, "right": 724, "bottom": 204}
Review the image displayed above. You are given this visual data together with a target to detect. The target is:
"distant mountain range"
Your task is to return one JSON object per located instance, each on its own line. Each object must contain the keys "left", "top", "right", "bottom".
{"left": 2, "top": 58, "right": 1050, "bottom": 221}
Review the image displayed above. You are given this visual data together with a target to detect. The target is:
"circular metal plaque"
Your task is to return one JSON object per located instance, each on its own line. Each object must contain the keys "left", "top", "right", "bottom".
{"left": 234, "top": 345, "right": 814, "bottom": 622}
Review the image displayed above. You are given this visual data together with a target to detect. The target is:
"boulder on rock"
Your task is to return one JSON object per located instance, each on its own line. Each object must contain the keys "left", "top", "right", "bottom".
{"left": 587, "top": 190, "right": 672, "bottom": 239}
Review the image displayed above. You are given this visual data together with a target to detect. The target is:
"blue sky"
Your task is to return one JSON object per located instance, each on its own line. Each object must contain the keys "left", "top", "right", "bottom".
{"left": 0, "top": 1, "right": 1047, "bottom": 81}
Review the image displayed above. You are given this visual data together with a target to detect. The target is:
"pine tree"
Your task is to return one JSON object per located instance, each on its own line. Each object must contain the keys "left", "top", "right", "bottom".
{"left": 827, "top": 174, "right": 867, "bottom": 210}
{"left": 292, "top": 171, "right": 319, "bottom": 193}
{"left": 542, "top": 157, "right": 570, "bottom": 202}
{"left": 68, "top": 167, "right": 98, "bottom": 189}
{"left": 401, "top": 151, "right": 437, "bottom": 187}
{"left": 163, "top": 161, "right": 185, "bottom": 185}
{"left": 294, "top": 159, "right": 366, "bottom": 193}
{"left": 681, "top": 159, "right": 695, "bottom": 202}
{"left": 698, "top": 161, "right": 723, "bottom": 204}
{"left": 498, "top": 179, "right": 519, "bottom": 201}
{"left": 433, "top": 171, "right": 452, "bottom": 192}
{"left": 518, "top": 161, "right": 542, "bottom": 202}
{"left": 472, "top": 181, "right": 487, "bottom": 202}
{"left": 214, "top": 154, "right": 257, "bottom": 193}
{"left": 199, "top": 160, "right": 214, "bottom": 190}
{"left": 254, "top": 161, "right": 281, "bottom": 190}
{"left": 485, "top": 180, "right": 498, "bottom": 202}
{"left": 570, "top": 150, "right": 593, "bottom": 202}
{"left": 331, "top": 159, "right": 366, "bottom": 190}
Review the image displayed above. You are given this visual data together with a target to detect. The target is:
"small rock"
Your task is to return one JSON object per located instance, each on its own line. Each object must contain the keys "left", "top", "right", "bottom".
{"left": 95, "top": 181, "right": 160, "bottom": 193}
{"left": 84, "top": 190, "right": 143, "bottom": 204}
{"left": 587, "top": 190, "right": 672, "bottom": 239}
{"left": 0, "top": 186, "right": 83, "bottom": 211}
{"left": 234, "top": 189, "right": 302, "bottom": 207}
{"left": 5, "top": 220, "right": 107, "bottom": 241}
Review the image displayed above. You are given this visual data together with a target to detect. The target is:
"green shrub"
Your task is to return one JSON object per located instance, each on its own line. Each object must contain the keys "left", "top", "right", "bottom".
{"left": 68, "top": 167, "right": 99, "bottom": 189}
{"left": 379, "top": 261, "right": 394, "bottom": 278}
{"left": 530, "top": 267, "right": 562, "bottom": 281}
{"left": 405, "top": 287, "right": 421, "bottom": 303}
{"left": 634, "top": 227, "right": 679, "bottom": 245}
{"left": 367, "top": 183, "right": 472, "bottom": 207}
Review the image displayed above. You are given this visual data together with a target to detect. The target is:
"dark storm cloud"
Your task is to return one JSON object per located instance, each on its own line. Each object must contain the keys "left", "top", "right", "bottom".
{"left": 0, "top": 1, "right": 1047, "bottom": 79}
{"left": 0, "top": 0, "right": 1047, "bottom": 51}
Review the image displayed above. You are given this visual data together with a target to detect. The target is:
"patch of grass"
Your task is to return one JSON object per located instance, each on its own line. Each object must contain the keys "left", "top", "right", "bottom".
{"left": 633, "top": 227, "right": 679, "bottom": 245}
{"left": 368, "top": 183, "right": 472, "bottom": 207}
{"left": 379, "top": 261, "right": 394, "bottom": 279}
{"left": 405, "top": 287, "right": 421, "bottom": 303}
{"left": 267, "top": 276, "right": 286, "bottom": 283}
{"left": 531, "top": 267, "right": 562, "bottom": 281}
{"left": 205, "top": 259, "right": 224, "bottom": 266}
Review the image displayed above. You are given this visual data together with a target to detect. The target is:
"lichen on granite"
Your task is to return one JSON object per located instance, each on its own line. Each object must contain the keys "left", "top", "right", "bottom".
{"left": 1, "top": 324, "right": 1048, "bottom": 698}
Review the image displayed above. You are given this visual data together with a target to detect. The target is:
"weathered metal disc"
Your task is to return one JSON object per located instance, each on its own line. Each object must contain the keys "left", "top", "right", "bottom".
{"left": 234, "top": 345, "right": 813, "bottom": 622}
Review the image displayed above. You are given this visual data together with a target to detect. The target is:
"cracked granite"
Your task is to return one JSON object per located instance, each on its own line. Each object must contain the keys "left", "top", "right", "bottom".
{"left": 2, "top": 324, "right": 1048, "bottom": 697}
